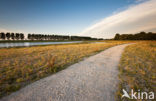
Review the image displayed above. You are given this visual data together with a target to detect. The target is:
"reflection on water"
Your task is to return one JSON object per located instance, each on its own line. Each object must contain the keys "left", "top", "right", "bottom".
{"left": 0, "top": 41, "right": 82, "bottom": 48}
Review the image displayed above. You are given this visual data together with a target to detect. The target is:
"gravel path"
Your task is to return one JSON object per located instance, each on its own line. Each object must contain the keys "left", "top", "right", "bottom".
{"left": 1, "top": 44, "right": 130, "bottom": 101}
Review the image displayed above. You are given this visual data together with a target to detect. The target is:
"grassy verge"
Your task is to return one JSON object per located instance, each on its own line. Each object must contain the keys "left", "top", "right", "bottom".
{"left": 116, "top": 41, "right": 156, "bottom": 101}
{"left": 0, "top": 41, "right": 130, "bottom": 98}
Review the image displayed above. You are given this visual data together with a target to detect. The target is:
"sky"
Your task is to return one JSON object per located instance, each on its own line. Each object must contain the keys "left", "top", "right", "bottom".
{"left": 0, "top": 0, "right": 156, "bottom": 38}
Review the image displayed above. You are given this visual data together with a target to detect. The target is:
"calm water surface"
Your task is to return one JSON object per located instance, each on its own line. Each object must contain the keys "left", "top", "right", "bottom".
{"left": 0, "top": 41, "right": 83, "bottom": 48}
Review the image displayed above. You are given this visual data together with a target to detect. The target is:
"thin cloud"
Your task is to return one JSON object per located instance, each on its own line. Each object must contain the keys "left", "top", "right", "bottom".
{"left": 135, "top": 0, "right": 148, "bottom": 3}
{"left": 79, "top": 0, "right": 156, "bottom": 38}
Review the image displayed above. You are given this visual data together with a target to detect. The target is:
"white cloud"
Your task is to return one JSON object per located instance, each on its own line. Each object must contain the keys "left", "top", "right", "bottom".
{"left": 78, "top": 0, "right": 156, "bottom": 38}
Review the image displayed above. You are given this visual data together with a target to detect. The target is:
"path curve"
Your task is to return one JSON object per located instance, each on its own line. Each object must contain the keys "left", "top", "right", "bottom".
{"left": 1, "top": 44, "right": 130, "bottom": 101}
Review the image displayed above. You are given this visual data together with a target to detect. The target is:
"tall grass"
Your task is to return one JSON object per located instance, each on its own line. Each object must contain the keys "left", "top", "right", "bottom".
{"left": 0, "top": 41, "right": 129, "bottom": 98}
{"left": 116, "top": 41, "right": 156, "bottom": 101}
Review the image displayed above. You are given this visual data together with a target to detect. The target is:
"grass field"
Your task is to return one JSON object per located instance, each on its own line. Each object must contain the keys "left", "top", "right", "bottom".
{"left": 116, "top": 41, "right": 156, "bottom": 101}
{"left": 0, "top": 41, "right": 130, "bottom": 98}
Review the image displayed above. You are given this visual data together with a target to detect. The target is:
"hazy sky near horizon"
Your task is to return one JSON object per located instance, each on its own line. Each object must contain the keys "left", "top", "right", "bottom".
{"left": 0, "top": 0, "right": 156, "bottom": 38}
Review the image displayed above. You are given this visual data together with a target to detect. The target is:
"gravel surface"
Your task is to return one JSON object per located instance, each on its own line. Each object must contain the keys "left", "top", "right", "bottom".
{"left": 1, "top": 44, "right": 130, "bottom": 101}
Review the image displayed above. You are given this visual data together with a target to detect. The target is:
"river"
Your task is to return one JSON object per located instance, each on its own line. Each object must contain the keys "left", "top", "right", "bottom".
{"left": 0, "top": 41, "right": 83, "bottom": 48}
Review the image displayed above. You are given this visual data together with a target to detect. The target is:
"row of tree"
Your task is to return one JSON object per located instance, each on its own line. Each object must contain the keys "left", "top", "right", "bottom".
{"left": 114, "top": 32, "right": 156, "bottom": 40}
{"left": 0, "top": 32, "right": 24, "bottom": 40}
{"left": 27, "top": 34, "right": 97, "bottom": 40}
{"left": 0, "top": 32, "right": 100, "bottom": 40}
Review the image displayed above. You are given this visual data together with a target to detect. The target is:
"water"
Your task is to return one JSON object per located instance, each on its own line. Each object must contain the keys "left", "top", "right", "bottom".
{"left": 0, "top": 41, "right": 83, "bottom": 48}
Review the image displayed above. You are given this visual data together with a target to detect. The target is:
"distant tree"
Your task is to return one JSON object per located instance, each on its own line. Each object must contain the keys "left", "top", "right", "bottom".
{"left": 20, "top": 33, "right": 24, "bottom": 40}
{"left": 138, "top": 31, "right": 146, "bottom": 40}
{"left": 127, "top": 34, "right": 134, "bottom": 40}
{"left": 113, "top": 31, "right": 156, "bottom": 40}
{"left": 45, "top": 35, "right": 48, "bottom": 40}
{"left": 32, "top": 34, "right": 35, "bottom": 40}
{"left": 39, "top": 34, "right": 42, "bottom": 40}
{"left": 11, "top": 33, "right": 15, "bottom": 40}
{"left": 147, "top": 32, "right": 154, "bottom": 40}
{"left": 0, "top": 33, "right": 1, "bottom": 39}
{"left": 1, "top": 32, "right": 99, "bottom": 41}
{"left": 6, "top": 32, "right": 11, "bottom": 40}
{"left": 139, "top": 31, "right": 146, "bottom": 35}
{"left": 15, "top": 33, "right": 20, "bottom": 40}
{"left": 0, "top": 32, "right": 6, "bottom": 40}
{"left": 98, "top": 38, "right": 103, "bottom": 40}
{"left": 114, "top": 33, "right": 120, "bottom": 40}
{"left": 28, "top": 34, "right": 32, "bottom": 40}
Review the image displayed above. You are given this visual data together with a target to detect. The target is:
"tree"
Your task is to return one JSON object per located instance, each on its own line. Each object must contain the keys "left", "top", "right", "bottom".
{"left": 113, "top": 31, "right": 156, "bottom": 40}
{"left": 1, "top": 32, "right": 99, "bottom": 41}
{"left": 6, "top": 32, "right": 11, "bottom": 40}
{"left": 32, "top": 34, "right": 35, "bottom": 40}
{"left": 0, "top": 32, "right": 6, "bottom": 40}
{"left": 20, "top": 33, "right": 24, "bottom": 40}
{"left": 11, "top": 33, "right": 15, "bottom": 40}
{"left": 15, "top": 33, "right": 20, "bottom": 40}
{"left": 114, "top": 33, "right": 120, "bottom": 40}
{"left": 28, "top": 34, "right": 32, "bottom": 40}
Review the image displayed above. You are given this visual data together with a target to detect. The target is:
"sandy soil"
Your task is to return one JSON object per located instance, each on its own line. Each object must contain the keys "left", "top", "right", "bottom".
{"left": 1, "top": 44, "right": 130, "bottom": 101}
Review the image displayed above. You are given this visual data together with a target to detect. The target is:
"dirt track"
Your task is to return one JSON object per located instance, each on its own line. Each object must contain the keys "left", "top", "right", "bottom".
{"left": 1, "top": 44, "right": 130, "bottom": 101}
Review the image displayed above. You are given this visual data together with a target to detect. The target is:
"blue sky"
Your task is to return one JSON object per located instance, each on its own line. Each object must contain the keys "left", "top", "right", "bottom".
{"left": 0, "top": 0, "right": 155, "bottom": 38}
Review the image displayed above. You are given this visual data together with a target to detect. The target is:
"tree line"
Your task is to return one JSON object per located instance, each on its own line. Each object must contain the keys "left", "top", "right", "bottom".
{"left": 0, "top": 32, "right": 101, "bottom": 41}
{"left": 0, "top": 32, "right": 24, "bottom": 40}
{"left": 114, "top": 32, "right": 156, "bottom": 40}
{"left": 27, "top": 34, "right": 98, "bottom": 40}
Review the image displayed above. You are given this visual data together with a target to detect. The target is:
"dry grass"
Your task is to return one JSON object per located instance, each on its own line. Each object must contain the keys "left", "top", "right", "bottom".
{"left": 0, "top": 41, "right": 130, "bottom": 98}
{"left": 116, "top": 41, "right": 156, "bottom": 101}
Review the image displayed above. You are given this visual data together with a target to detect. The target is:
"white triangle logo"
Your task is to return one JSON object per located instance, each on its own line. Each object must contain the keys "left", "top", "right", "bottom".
{"left": 122, "top": 89, "right": 130, "bottom": 99}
